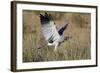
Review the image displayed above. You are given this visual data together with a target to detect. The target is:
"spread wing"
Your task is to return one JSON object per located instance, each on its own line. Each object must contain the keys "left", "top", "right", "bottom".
{"left": 58, "top": 23, "right": 68, "bottom": 36}
{"left": 40, "top": 13, "right": 60, "bottom": 44}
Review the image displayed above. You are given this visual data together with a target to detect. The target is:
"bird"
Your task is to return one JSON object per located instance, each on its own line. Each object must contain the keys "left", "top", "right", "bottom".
{"left": 39, "top": 12, "right": 69, "bottom": 51}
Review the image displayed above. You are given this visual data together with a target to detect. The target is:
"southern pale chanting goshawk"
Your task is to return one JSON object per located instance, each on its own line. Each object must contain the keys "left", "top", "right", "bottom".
{"left": 39, "top": 13, "right": 68, "bottom": 51}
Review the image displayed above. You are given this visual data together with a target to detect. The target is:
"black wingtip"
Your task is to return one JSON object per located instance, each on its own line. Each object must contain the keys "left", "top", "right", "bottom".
{"left": 39, "top": 12, "right": 53, "bottom": 24}
{"left": 40, "top": 14, "right": 43, "bottom": 17}
{"left": 65, "top": 23, "right": 69, "bottom": 28}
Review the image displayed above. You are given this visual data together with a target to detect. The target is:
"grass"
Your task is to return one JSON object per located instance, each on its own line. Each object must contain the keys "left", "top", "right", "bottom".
{"left": 23, "top": 11, "right": 91, "bottom": 62}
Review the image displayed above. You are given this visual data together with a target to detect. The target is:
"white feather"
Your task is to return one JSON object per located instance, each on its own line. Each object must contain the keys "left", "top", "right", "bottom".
{"left": 41, "top": 21, "right": 60, "bottom": 43}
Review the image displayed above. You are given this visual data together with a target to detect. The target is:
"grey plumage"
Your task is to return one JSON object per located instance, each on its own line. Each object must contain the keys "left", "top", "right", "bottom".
{"left": 39, "top": 13, "right": 68, "bottom": 51}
